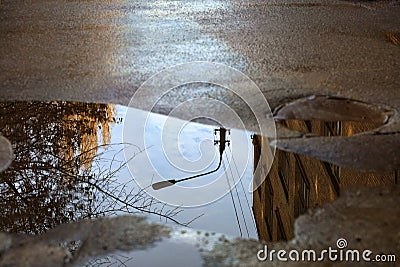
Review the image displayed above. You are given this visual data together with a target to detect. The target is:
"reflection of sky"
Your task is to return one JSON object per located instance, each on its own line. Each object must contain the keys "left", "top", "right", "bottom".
{"left": 100, "top": 105, "right": 257, "bottom": 239}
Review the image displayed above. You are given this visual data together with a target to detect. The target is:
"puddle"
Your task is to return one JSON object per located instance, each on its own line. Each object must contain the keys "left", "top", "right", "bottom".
{"left": 252, "top": 96, "right": 398, "bottom": 242}
{"left": 253, "top": 117, "right": 398, "bottom": 242}
{"left": 278, "top": 119, "right": 384, "bottom": 137}
{"left": 0, "top": 101, "right": 117, "bottom": 234}
{"left": 0, "top": 101, "right": 257, "bottom": 265}
{"left": 271, "top": 95, "right": 399, "bottom": 172}
{"left": 0, "top": 100, "right": 398, "bottom": 265}
{"left": 274, "top": 95, "right": 392, "bottom": 138}
{"left": 386, "top": 32, "right": 400, "bottom": 46}
{"left": 103, "top": 238, "right": 203, "bottom": 267}
{"left": 274, "top": 95, "right": 391, "bottom": 126}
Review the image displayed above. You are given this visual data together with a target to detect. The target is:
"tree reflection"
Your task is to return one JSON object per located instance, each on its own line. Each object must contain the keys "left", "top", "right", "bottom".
{"left": 0, "top": 102, "right": 115, "bottom": 233}
{"left": 0, "top": 101, "right": 184, "bottom": 235}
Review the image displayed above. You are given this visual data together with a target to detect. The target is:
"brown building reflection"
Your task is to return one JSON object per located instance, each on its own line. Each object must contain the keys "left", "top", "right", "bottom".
{"left": 252, "top": 120, "right": 398, "bottom": 242}
{"left": 0, "top": 101, "right": 115, "bottom": 234}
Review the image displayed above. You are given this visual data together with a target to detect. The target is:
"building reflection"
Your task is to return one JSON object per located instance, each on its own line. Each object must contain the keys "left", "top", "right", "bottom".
{"left": 252, "top": 120, "right": 398, "bottom": 242}
{"left": 0, "top": 101, "right": 115, "bottom": 234}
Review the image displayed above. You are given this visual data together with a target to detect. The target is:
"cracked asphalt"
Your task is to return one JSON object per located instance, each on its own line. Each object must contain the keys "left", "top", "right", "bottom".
{"left": 0, "top": 0, "right": 399, "bottom": 167}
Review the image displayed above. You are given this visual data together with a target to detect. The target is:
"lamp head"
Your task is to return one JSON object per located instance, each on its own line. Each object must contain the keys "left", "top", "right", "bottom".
{"left": 152, "top": 179, "right": 176, "bottom": 190}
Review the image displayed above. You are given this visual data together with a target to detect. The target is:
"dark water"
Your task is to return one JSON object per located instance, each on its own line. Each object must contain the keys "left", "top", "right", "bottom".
{"left": 1, "top": 101, "right": 396, "bottom": 266}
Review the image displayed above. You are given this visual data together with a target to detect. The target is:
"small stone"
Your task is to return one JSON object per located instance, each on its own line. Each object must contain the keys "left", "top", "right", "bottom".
{"left": 0, "top": 136, "right": 13, "bottom": 173}
{"left": 0, "top": 233, "right": 12, "bottom": 255}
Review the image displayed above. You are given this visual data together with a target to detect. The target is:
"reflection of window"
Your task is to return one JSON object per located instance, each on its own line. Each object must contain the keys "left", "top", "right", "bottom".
{"left": 264, "top": 174, "right": 273, "bottom": 239}
{"left": 324, "top": 121, "right": 342, "bottom": 136}
{"left": 324, "top": 162, "right": 340, "bottom": 196}
{"left": 294, "top": 155, "right": 310, "bottom": 218}
{"left": 331, "top": 164, "right": 340, "bottom": 180}
{"left": 275, "top": 208, "right": 287, "bottom": 241}
{"left": 278, "top": 151, "right": 289, "bottom": 201}
{"left": 304, "top": 120, "right": 312, "bottom": 132}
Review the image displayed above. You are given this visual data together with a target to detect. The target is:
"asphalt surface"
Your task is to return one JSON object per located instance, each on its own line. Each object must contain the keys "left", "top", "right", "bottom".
{"left": 0, "top": 1, "right": 399, "bottom": 265}
{"left": 1, "top": 0, "right": 399, "bottom": 107}
{"left": 0, "top": 0, "right": 399, "bottom": 170}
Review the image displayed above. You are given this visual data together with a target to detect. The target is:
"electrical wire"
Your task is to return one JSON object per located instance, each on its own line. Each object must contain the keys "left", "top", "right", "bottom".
{"left": 222, "top": 159, "right": 242, "bottom": 238}
{"left": 224, "top": 152, "right": 250, "bottom": 238}
{"left": 228, "top": 145, "right": 257, "bottom": 231}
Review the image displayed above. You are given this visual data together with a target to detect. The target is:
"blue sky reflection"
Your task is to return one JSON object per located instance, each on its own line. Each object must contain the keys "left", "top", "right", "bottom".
{"left": 106, "top": 105, "right": 257, "bottom": 238}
